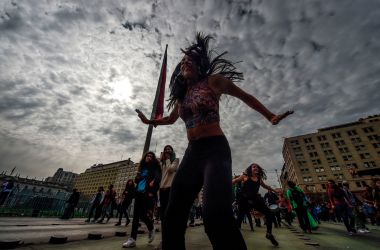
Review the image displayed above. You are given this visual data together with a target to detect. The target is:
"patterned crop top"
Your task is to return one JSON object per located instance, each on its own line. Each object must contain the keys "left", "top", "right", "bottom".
{"left": 178, "top": 78, "right": 220, "bottom": 129}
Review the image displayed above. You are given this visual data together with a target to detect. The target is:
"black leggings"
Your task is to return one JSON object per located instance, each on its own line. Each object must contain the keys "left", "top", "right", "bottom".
{"left": 130, "top": 193, "right": 154, "bottom": 240}
{"left": 162, "top": 136, "right": 246, "bottom": 250}
{"left": 237, "top": 196, "right": 273, "bottom": 234}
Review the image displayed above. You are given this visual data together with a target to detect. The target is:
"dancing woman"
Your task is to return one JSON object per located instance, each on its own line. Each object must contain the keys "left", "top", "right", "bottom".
{"left": 233, "top": 164, "right": 279, "bottom": 246}
{"left": 136, "top": 33, "right": 292, "bottom": 250}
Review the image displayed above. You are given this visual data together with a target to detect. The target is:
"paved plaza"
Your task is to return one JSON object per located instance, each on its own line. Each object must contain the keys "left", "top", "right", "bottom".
{"left": 0, "top": 217, "right": 379, "bottom": 249}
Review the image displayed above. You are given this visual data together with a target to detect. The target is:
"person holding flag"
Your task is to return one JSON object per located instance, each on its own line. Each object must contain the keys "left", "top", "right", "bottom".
{"left": 136, "top": 33, "right": 293, "bottom": 250}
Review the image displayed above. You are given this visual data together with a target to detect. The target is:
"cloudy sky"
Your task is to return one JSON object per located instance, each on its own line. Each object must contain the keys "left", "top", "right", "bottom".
{"left": 0, "top": 0, "right": 379, "bottom": 187}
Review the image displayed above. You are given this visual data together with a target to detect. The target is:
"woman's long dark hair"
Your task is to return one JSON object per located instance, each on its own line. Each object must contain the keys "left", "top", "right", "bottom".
{"left": 245, "top": 163, "right": 267, "bottom": 180}
{"left": 167, "top": 33, "right": 244, "bottom": 110}
{"left": 138, "top": 151, "right": 160, "bottom": 172}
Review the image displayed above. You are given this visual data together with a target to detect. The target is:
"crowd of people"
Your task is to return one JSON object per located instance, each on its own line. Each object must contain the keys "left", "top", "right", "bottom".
{"left": 65, "top": 33, "right": 378, "bottom": 250}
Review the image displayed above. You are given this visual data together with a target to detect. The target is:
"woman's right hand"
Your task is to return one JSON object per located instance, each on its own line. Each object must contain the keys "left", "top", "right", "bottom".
{"left": 135, "top": 109, "right": 150, "bottom": 124}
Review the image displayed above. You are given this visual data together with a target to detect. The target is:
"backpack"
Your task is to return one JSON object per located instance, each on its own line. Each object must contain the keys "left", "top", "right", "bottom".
{"left": 291, "top": 188, "right": 305, "bottom": 206}
{"left": 333, "top": 187, "right": 345, "bottom": 200}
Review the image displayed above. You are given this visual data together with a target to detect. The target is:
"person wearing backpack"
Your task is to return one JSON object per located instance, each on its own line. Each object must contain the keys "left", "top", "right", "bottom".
{"left": 286, "top": 181, "right": 312, "bottom": 233}
{"left": 327, "top": 180, "right": 356, "bottom": 235}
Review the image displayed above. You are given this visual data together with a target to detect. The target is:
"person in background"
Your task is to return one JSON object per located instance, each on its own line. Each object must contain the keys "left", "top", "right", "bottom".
{"left": 115, "top": 180, "right": 135, "bottom": 226}
{"left": 264, "top": 190, "right": 281, "bottom": 228}
{"left": 373, "top": 178, "right": 380, "bottom": 226}
{"left": 327, "top": 180, "right": 356, "bottom": 235}
{"left": 286, "top": 181, "right": 311, "bottom": 233}
{"left": 61, "top": 188, "right": 80, "bottom": 219}
{"left": 123, "top": 151, "right": 161, "bottom": 248}
{"left": 97, "top": 184, "right": 116, "bottom": 223}
{"left": 85, "top": 186, "right": 104, "bottom": 223}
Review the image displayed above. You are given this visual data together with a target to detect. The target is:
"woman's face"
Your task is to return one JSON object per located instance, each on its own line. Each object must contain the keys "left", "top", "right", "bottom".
{"left": 251, "top": 165, "right": 259, "bottom": 174}
{"left": 181, "top": 55, "right": 199, "bottom": 80}
{"left": 145, "top": 153, "right": 154, "bottom": 163}
{"left": 164, "top": 146, "right": 173, "bottom": 155}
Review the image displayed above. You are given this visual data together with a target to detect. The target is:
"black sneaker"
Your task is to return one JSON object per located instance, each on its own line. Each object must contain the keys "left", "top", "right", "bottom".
{"left": 266, "top": 234, "right": 279, "bottom": 246}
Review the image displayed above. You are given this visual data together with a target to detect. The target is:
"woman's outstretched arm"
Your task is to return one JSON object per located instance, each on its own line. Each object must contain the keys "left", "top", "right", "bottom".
{"left": 136, "top": 103, "right": 179, "bottom": 126}
{"left": 209, "top": 74, "right": 293, "bottom": 125}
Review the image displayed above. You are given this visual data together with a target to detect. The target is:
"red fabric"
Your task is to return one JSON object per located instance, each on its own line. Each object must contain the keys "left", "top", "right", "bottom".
{"left": 154, "top": 47, "right": 167, "bottom": 120}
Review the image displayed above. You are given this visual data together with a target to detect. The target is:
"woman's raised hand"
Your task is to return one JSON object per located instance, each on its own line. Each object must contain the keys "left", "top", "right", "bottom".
{"left": 270, "top": 110, "right": 294, "bottom": 125}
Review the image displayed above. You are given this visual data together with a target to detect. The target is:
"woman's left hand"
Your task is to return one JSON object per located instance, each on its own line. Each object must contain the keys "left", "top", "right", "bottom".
{"left": 271, "top": 110, "right": 294, "bottom": 125}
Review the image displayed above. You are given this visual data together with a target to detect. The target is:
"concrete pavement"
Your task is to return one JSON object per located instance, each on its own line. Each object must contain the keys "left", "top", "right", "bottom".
{"left": 1, "top": 217, "right": 379, "bottom": 249}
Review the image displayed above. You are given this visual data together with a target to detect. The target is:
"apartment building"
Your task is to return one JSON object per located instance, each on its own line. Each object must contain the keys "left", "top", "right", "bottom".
{"left": 74, "top": 159, "right": 137, "bottom": 198}
{"left": 281, "top": 114, "right": 380, "bottom": 194}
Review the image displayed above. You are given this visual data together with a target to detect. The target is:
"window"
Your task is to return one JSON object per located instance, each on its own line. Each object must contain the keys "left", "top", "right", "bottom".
{"left": 335, "top": 140, "right": 346, "bottom": 146}
{"left": 347, "top": 130, "right": 357, "bottom": 136}
{"left": 355, "top": 181, "right": 361, "bottom": 187}
{"left": 318, "top": 135, "right": 327, "bottom": 141}
{"left": 327, "top": 157, "right": 337, "bottom": 163}
{"left": 372, "top": 143, "right": 380, "bottom": 149}
{"left": 304, "top": 138, "right": 313, "bottom": 143}
{"left": 334, "top": 174, "right": 344, "bottom": 180}
{"left": 346, "top": 163, "right": 358, "bottom": 169}
{"left": 360, "top": 153, "right": 371, "bottom": 159}
{"left": 330, "top": 165, "right": 341, "bottom": 171}
{"left": 342, "top": 155, "right": 353, "bottom": 161}
{"left": 303, "top": 176, "right": 313, "bottom": 182}
{"left": 318, "top": 175, "right": 327, "bottom": 181}
{"left": 363, "top": 161, "right": 376, "bottom": 168}
{"left": 368, "top": 135, "right": 379, "bottom": 141}
{"left": 293, "top": 146, "right": 302, "bottom": 152}
{"left": 338, "top": 147, "right": 349, "bottom": 153}
{"left": 306, "top": 145, "right": 316, "bottom": 150}
{"left": 312, "top": 159, "right": 322, "bottom": 165}
{"left": 355, "top": 145, "right": 366, "bottom": 151}
{"left": 324, "top": 150, "right": 334, "bottom": 156}
{"left": 320, "top": 142, "right": 330, "bottom": 148}
{"left": 306, "top": 185, "right": 316, "bottom": 191}
{"left": 363, "top": 127, "right": 374, "bottom": 133}
{"left": 351, "top": 137, "right": 362, "bottom": 144}
{"left": 300, "top": 168, "right": 310, "bottom": 173}
{"left": 295, "top": 153, "right": 304, "bottom": 159}
{"left": 315, "top": 167, "right": 325, "bottom": 173}
{"left": 332, "top": 132, "right": 341, "bottom": 139}
{"left": 309, "top": 152, "right": 318, "bottom": 157}
{"left": 290, "top": 140, "right": 299, "bottom": 146}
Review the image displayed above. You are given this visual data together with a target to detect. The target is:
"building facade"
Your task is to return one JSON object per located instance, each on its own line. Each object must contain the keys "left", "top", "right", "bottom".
{"left": 45, "top": 168, "right": 78, "bottom": 189}
{"left": 281, "top": 115, "right": 380, "bottom": 194}
{"left": 74, "top": 159, "right": 137, "bottom": 198}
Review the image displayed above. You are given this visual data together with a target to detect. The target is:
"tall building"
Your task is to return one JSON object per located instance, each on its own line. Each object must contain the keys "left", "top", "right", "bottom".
{"left": 45, "top": 168, "right": 78, "bottom": 189}
{"left": 74, "top": 159, "right": 137, "bottom": 198}
{"left": 281, "top": 114, "right": 380, "bottom": 194}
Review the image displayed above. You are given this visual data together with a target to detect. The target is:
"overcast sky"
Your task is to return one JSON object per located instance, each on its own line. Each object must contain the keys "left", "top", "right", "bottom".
{"left": 0, "top": 0, "right": 379, "bottom": 187}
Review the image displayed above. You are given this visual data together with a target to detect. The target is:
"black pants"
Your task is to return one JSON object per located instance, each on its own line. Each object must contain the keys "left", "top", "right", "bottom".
{"left": 87, "top": 203, "right": 99, "bottom": 220}
{"left": 160, "top": 187, "right": 171, "bottom": 222}
{"left": 130, "top": 193, "right": 154, "bottom": 240}
{"left": 118, "top": 199, "right": 132, "bottom": 223}
{"left": 295, "top": 206, "right": 311, "bottom": 231}
{"left": 237, "top": 197, "right": 273, "bottom": 234}
{"left": 162, "top": 136, "right": 246, "bottom": 250}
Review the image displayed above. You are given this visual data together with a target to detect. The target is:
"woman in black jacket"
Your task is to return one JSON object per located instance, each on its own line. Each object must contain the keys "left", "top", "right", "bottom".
{"left": 123, "top": 151, "right": 162, "bottom": 248}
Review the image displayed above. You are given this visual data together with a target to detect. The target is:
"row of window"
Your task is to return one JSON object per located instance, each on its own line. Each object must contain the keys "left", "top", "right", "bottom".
{"left": 290, "top": 131, "right": 379, "bottom": 147}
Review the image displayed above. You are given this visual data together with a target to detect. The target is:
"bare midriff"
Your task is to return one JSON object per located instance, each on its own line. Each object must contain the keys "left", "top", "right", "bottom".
{"left": 186, "top": 121, "right": 224, "bottom": 141}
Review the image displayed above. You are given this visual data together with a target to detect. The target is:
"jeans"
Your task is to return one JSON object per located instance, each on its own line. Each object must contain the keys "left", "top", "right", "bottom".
{"left": 162, "top": 136, "right": 246, "bottom": 250}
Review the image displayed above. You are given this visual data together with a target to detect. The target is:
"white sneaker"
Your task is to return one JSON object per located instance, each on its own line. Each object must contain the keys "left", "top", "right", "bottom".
{"left": 358, "top": 229, "right": 366, "bottom": 233}
{"left": 148, "top": 228, "right": 156, "bottom": 243}
{"left": 123, "top": 238, "right": 136, "bottom": 248}
{"left": 364, "top": 229, "right": 371, "bottom": 233}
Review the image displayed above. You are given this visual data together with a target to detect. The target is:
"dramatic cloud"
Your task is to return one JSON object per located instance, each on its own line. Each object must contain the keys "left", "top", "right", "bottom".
{"left": 0, "top": 0, "right": 379, "bottom": 187}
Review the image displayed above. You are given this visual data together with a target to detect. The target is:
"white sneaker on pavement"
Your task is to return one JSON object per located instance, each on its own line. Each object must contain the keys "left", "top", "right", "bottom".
{"left": 123, "top": 238, "right": 136, "bottom": 248}
{"left": 148, "top": 228, "right": 156, "bottom": 243}
{"left": 358, "top": 229, "right": 366, "bottom": 233}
